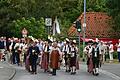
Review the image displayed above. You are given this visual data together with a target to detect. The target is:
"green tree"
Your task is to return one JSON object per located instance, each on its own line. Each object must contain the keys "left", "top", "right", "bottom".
{"left": 0, "top": 0, "right": 108, "bottom": 38}
{"left": 86, "top": 0, "right": 106, "bottom": 12}
{"left": 0, "top": 0, "right": 37, "bottom": 37}
{"left": 106, "top": 0, "right": 120, "bottom": 32}
{"left": 12, "top": 17, "right": 47, "bottom": 38}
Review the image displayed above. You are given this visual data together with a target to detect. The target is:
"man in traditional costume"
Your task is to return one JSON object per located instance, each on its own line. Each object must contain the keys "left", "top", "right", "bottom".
{"left": 62, "top": 38, "right": 71, "bottom": 72}
{"left": 69, "top": 40, "right": 78, "bottom": 75}
{"left": 28, "top": 41, "right": 40, "bottom": 74}
{"left": 91, "top": 42, "right": 100, "bottom": 76}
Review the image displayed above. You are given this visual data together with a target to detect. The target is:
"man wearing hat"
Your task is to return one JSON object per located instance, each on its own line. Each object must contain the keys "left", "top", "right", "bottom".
{"left": 62, "top": 38, "right": 71, "bottom": 72}
{"left": 90, "top": 42, "right": 100, "bottom": 76}
{"left": 28, "top": 41, "right": 40, "bottom": 74}
{"left": 69, "top": 40, "right": 78, "bottom": 75}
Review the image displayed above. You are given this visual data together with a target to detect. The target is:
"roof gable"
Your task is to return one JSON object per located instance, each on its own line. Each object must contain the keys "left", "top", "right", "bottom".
{"left": 68, "top": 12, "right": 119, "bottom": 38}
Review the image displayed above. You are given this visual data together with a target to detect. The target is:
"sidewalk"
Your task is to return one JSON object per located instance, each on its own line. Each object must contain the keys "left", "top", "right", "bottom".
{"left": 0, "top": 61, "right": 16, "bottom": 80}
{"left": 101, "top": 63, "right": 120, "bottom": 77}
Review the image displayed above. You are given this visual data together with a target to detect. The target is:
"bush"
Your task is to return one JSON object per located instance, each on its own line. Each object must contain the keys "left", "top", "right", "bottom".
{"left": 113, "top": 51, "right": 118, "bottom": 59}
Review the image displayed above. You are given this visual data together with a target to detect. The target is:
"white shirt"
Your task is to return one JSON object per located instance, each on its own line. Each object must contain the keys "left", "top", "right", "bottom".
{"left": 94, "top": 47, "right": 97, "bottom": 57}
{"left": 89, "top": 46, "right": 93, "bottom": 55}
{"left": 50, "top": 47, "right": 61, "bottom": 55}
{"left": 109, "top": 44, "right": 114, "bottom": 53}
{"left": 62, "top": 44, "right": 70, "bottom": 53}
{"left": 70, "top": 46, "right": 78, "bottom": 57}
{"left": 117, "top": 43, "right": 120, "bottom": 52}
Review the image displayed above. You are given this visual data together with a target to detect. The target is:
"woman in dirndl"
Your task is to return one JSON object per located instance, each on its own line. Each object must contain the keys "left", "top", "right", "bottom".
{"left": 41, "top": 41, "right": 50, "bottom": 72}
{"left": 86, "top": 41, "right": 94, "bottom": 73}
{"left": 49, "top": 42, "right": 61, "bottom": 76}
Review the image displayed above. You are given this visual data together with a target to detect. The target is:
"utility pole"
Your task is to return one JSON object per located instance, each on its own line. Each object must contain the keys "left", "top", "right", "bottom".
{"left": 82, "top": 0, "right": 86, "bottom": 61}
{"left": 76, "top": 20, "right": 82, "bottom": 60}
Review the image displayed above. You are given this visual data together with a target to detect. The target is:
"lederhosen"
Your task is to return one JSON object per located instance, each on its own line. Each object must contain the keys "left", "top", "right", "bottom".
{"left": 92, "top": 47, "right": 100, "bottom": 69}
{"left": 29, "top": 46, "right": 39, "bottom": 73}
{"left": 64, "top": 45, "right": 70, "bottom": 65}
{"left": 70, "top": 47, "right": 77, "bottom": 67}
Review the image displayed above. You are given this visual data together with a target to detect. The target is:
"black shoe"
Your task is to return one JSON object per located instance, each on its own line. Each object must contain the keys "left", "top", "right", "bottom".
{"left": 92, "top": 72, "right": 95, "bottom": 75}
{"left": 71, "top": 72, "right": 73, "bottom": 75}
{"left": 66, "top": 70, "right": 68, "bottom": 72}
{"left": 52, "top": 74, "right": 56, "bottom": 76}
{"left": 34, "top": 72, "right": 37, "bottom": 74}
{"left": 71, "top": 72, "right": 76, "bottom": 75}
{"left": 73, "top": 72, "right": 76, "bottom": 74}
{"left": 68, "top": 70, "right": 71, "bottom": 72}
{"left": 96, "top": 73, "right": 99, "bottom": 76}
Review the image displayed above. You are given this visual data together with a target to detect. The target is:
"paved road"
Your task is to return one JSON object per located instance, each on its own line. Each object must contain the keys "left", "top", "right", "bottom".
{"left": 101, "top": 63, "right": 120, "bottom": 77}
{"left": 12, "top": 63, "right": 120, "bottom": 80}
{"left": 0, "top": 62, "right": 15, "bottom": 80}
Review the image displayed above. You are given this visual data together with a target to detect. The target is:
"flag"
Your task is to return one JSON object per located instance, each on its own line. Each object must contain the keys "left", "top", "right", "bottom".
{"left": 52, "top": 17, "right": 61, "bottom": 36}
{"left": 53, "top": 21, "right": 56, "bottom": 36}
{"left": 55, "top": 17, "right": 61, "bottom": 34}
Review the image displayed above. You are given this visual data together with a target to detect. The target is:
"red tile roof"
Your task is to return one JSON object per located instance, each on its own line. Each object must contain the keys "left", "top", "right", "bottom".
{"left": 68, "top": 12, "right": 119, "bottom": 38}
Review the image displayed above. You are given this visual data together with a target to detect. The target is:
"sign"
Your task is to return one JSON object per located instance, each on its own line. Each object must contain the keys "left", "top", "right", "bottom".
{"left": 45, "top": 18, "right": 52, "bottom": 26}
{"left": 22, "top": 28, "right": 28, "bottom": 37}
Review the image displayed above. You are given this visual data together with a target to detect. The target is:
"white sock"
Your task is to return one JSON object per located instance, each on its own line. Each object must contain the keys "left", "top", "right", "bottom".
{"left": 96, "top": 68, "right": 99, "bottom": 73}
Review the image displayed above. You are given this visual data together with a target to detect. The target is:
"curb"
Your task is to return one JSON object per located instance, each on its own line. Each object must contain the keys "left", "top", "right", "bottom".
{"left": 6, "top": 62, "right": 16, "bottom": 80}
{"left": 80, "top": 63, "right": 120, "bottom": 80}
{"left": 100, "top": 69, "right": 120, "bottom": 80}
{"left": 9, "top": 68, "right": 16, "bottom": 80}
